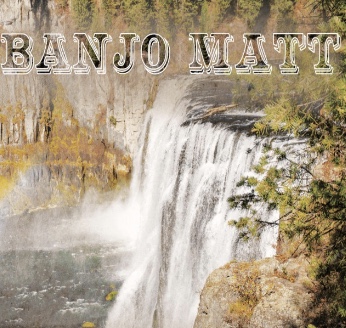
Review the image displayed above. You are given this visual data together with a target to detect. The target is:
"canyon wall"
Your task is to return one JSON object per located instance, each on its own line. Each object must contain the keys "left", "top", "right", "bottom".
{"left": 0, "top": 0, "right": 156, "bottom": 214}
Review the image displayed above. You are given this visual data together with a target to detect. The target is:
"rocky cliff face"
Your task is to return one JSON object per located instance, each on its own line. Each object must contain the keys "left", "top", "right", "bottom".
{"left": 0, "top": 0, "right": 157, "bottom": 214}
{"left": 0, "top": 0, "right": 155, "bottom": 152}
{"left": 0, "top": 0, "right": 56, "bottom": 32}
{"left": 194, "top": 256, "right": 314, "bottom": 328}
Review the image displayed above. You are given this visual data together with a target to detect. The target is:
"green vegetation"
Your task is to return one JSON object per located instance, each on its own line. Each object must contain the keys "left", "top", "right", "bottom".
{"left": 105, "top": 284, "right": 117, "bottom": 301}
{"left": 101, "top": 0, "right": 119, "bottom": 29}
{"left": 228, "top": 1, "right": 346, "bottom": 326}
{"left": 227, "top": 262, "right": 261, "bottom": 325}
{"left": 60, "top": 0, "right": 310, "bottom": 74}
{"left": 72, "top": 0, "right": 95, "bottom": 29}
{"left": 235, "top": 0, "right": 263, "bottom": 28}
{"left": 200, "top": 0, "right": 229, "bottom": 31}
{"left": 273, "top": 266, "right": 298, "bottom": 283}
{"left": 109, "top": 116, "right": 117, "bottom": 127}
{"left": 66, "top": 0, "right": 297, "bottom": 40}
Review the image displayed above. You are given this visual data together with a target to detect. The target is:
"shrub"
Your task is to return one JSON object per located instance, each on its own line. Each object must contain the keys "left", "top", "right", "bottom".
{"left": 71, "top": 0, "right": 95, "bottom": 29}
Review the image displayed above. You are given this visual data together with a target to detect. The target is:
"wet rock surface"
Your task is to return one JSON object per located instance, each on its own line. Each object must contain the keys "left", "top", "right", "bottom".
{"left": 183, "top": 76, "right": 263, "bottom": 130}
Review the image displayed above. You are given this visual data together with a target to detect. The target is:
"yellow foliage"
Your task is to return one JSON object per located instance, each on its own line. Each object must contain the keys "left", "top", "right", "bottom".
{"left": 229, "top": 300, "right": 253, "bottom": 319}
{"left": 105, "top": 291, "right": 117, "bottom": 301}
{"left": 0, "top": 82, "right": 132, "bottom": 204}
{"left": 82, "top": 322, "right": 95, "bottom": 328}
{"left": 105, "top": 284, "right": 117, "bottom": 301}
{"left": 0, "top": 176, "right": 15, "bottom": 200}
{"left": 226, "top": 262, "right": 261, "bottom": 324}
{"left": 273, "top": 266, "right": 298, "bottom": 283}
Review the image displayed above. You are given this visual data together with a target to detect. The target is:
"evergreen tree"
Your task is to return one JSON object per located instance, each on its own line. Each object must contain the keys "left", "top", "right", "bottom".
{"left": 228, "top": 5, "right": 346, "bottom": 325}
{"left": 72, "top": 0, "right": 95, "bottom": 30}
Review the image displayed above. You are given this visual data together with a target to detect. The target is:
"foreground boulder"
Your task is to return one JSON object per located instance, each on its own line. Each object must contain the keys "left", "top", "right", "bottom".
{"left": 194, "top": 256, "right": 314, "bottom": 328}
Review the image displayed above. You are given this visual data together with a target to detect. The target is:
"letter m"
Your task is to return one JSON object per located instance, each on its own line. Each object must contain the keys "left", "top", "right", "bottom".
{"left": 189, "top": 33, "right": 233, "bottom": 75}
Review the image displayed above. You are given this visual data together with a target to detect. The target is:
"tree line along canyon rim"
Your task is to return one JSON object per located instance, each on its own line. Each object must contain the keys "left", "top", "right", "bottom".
{"left": 0, "top": 32, "right": 342, "bottom": 75}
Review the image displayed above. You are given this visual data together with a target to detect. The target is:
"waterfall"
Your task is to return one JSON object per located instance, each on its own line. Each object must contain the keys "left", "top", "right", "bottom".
{"left": 106, "top": 77, "right": 278, "bottom": 328}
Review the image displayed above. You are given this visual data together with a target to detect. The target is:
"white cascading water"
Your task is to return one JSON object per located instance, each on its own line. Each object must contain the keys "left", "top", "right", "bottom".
{"left": 106, "top": 77, "right": 278, "bottom": 328}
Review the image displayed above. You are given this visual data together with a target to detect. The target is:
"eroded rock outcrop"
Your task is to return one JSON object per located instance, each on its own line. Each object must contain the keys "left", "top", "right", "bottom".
{"left": 194, "top": 256, "right": 314, "bottom": 328}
